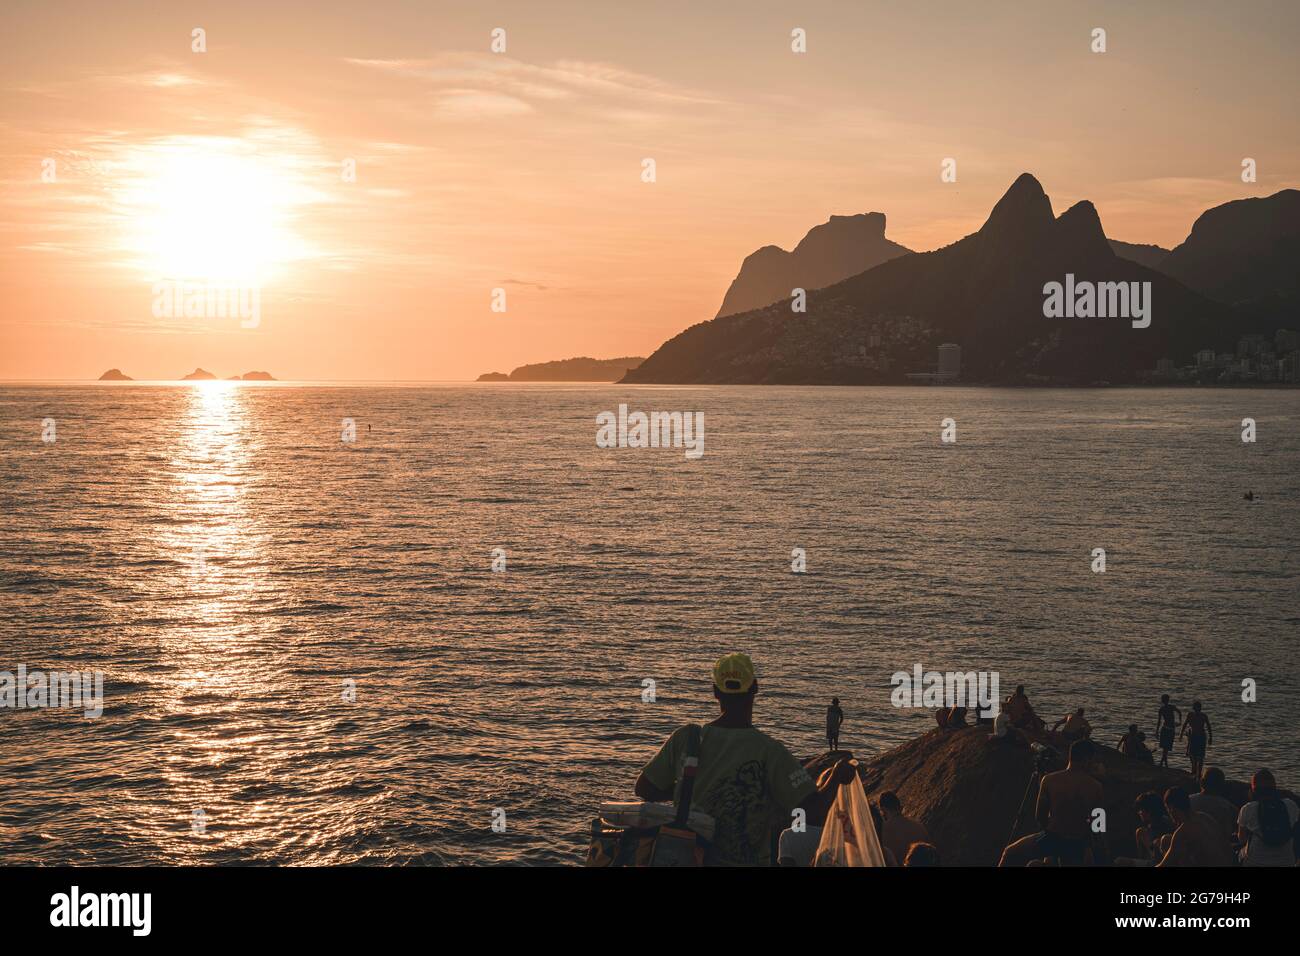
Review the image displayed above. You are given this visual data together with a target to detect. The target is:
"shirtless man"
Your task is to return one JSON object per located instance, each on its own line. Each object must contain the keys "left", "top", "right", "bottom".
{"left": 999, "top": 740, "right": 1104, "bottom": 866}
{"left": 1180, "top": 701, "right": 1212, "bottom": 783}
{"left": 1155, "top": 694, "right": 1181, "bottom": 768}
{"left": 1052, "top": 707, "right": 1092, "bottom": 743}
{"left": 1157, "top": 787, "right": 1233, "bottom": 867}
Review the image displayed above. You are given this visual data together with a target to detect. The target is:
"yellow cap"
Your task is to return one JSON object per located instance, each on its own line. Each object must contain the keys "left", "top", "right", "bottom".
{"left": 713, "top": 653, "right": 756, "bottom": 693}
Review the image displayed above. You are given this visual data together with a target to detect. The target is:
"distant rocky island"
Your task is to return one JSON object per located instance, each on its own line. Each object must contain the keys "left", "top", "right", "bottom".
{"left": 623, "top": 175, "right": 1299, "bottom": 387}
{"left": 97, "top": 368, "right": 275, "bottom": 381}
{"left": 476, "top": 356, "right": 643, "bottom": 382}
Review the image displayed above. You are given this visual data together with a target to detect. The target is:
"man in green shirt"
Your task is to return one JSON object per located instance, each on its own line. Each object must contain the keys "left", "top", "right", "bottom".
{"left": 635, "top": 653, "right": 856, "bottom": 866}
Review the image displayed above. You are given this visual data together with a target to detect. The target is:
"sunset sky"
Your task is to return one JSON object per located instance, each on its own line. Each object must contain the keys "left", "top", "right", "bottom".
{"left": 2, "top": 0, "right": 1297, "bottom": 381}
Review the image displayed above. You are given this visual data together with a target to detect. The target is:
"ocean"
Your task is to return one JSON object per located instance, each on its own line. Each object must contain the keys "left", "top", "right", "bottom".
{"left": 1, "top": 383, "right": 1296, "bottom": 864}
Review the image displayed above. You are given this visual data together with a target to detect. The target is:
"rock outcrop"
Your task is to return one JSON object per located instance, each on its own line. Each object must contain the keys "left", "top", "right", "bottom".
{"left": 716, "top": 212, "right": 911, "bottom": 318}
{"left": 812, "top": 726, "right": 1248, "bottom": 866}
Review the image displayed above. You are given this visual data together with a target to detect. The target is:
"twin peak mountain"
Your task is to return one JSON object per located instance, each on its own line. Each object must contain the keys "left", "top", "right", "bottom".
{"left": 624, "top": 173, "right": 1297, "bottom": 385}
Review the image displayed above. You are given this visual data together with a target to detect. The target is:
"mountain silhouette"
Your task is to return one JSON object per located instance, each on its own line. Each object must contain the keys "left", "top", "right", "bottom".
{"left": 715, "top": 213, "right": 910, "bottom": 317}
{"left": 624, "top": 174, "right": 1233, "bottom": 385}
{"left": 1109, "top": 239, "right": 1170, "bottom": 269}
{"left": 1158, "top": 189, "right": 1300, "bottom": 327}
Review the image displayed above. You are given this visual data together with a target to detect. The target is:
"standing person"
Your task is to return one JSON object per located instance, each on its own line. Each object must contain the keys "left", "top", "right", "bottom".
{"left": 1155, "top": 694, "right": 1181, "bottom": 768}
{"left": 998, "top": 740, "right": 1104, "bottom": 866}
{"left": 1180, "top": 701, "right": 1212, "bottom": 783}
{"left": 826, "top": 697, "right": 844, "bottom": 752}
{"left": 1235, "top": 769, "right": 1300, "bottom": 867}
{"left": 635, "top": 653, "right": 856, "bottom": 867}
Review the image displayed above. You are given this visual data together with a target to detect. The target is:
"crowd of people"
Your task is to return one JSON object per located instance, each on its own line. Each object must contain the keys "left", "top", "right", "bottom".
{"left": 626, "top": 655, "right": 1298, "bottom": 867}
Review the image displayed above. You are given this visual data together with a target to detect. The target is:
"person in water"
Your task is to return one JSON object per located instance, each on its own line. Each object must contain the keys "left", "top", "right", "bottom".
{"left": 1180, "top": 701, "right": 1212, "bottom": 783}
{"left": 1155, "top": 694, "right": 1181, "bottom": 768}
{"left": 635, "top": 653, "right": 856, "bottom": 867}
{"left": 999, "top": 739, "right": 1104, "bottom": 867}
{"left": 826, "top": 697, "right": 844, "bottom": 752}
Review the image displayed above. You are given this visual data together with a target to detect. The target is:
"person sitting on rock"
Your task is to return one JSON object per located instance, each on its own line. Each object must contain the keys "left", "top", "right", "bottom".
{"left": 935, "top": 705, "right": 968, "bottom": 730}
{"left": 1052, "top": 707, "right": 1092, "bottom": 744}
{"left": 1134, "top": 790, "right": 1175, "bottom": 861}
{"left": 1004, "top": 685, "right": 1044, "bottom": 731}
{"left": 1188, "top": 767, "right": 1237, "bottom": 843}
{"left": 998, "top": 740, "right": 1103, "bottom": 867}
{"left": 1118, "top": 724, "right": 1152, "bottom": 762}
{"left": 635, "top": 653, "right": 857, "bottom": 867}
{"left": 1157, "top": 787, "right": 1234, "bottom": 867}
{"left": 878, "top": 791, "right": 930, "bottom": 865}
{"left": 903, "top": 842, "right": 940, "bottom": 867}
{"left": 1235, "top": 769, "right": 1300, "bottom": 867}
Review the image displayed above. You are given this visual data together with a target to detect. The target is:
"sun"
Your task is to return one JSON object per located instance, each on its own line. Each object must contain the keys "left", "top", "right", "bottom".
{"left": 116, "top": 137, "right": 312, "bottom": 284}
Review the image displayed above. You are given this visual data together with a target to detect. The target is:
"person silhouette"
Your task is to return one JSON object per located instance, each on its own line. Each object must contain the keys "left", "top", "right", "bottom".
{"left": 1180, "top": 701, "right": 1212, "bottom": 783}
{"left": 1155, "top": 694, "right": 1181, "bottom": 768}
{"left": 826, "top": 698, "right": 844, "bottom": 752}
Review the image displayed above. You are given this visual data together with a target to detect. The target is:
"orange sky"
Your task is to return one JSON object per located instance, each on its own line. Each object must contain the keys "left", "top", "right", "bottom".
{"left": 2, "top": 0, "right": 1298, "bottom": 380}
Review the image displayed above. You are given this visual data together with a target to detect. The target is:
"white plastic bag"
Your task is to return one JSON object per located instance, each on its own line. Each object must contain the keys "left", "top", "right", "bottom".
{"left": 812, "top": 777, "right": 888, "bottom": 867}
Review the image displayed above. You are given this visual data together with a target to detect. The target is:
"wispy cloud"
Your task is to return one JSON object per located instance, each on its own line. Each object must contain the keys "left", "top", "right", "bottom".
{"left": 346, "top": 53, "right": 726, "bottom": 121}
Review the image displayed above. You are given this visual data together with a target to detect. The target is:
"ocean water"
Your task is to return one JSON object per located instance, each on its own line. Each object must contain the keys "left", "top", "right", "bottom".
{"left": 1, "top": 383, "right": 1296, "bottom": 865}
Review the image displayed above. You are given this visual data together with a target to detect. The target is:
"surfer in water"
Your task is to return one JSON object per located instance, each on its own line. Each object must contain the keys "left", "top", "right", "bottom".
{"left": 1180, "top": 701, "right": 1212, "bottom": 783}
{"left": 1155, "top": 694, "right": 1181, "bottom": 768}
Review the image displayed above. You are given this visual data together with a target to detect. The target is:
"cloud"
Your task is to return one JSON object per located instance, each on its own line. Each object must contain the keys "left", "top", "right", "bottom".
{"left": 346, "top": 53, "right": 726, "bottom": 121}
{"left": 433, "top": 90, "right": 535, "bottom": 119}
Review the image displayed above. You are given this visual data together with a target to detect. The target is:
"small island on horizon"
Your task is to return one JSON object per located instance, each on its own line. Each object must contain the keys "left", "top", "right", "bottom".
{"left": 97, "top": 368, "right": 277, "bottom": 381}
{"left": 476, "top": 356, "right": 644, "bottom": 383}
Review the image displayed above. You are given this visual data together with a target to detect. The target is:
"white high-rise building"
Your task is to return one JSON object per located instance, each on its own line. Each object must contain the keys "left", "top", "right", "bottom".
{"left": 937, "top": 343, "right": 961, "bottom": 382}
